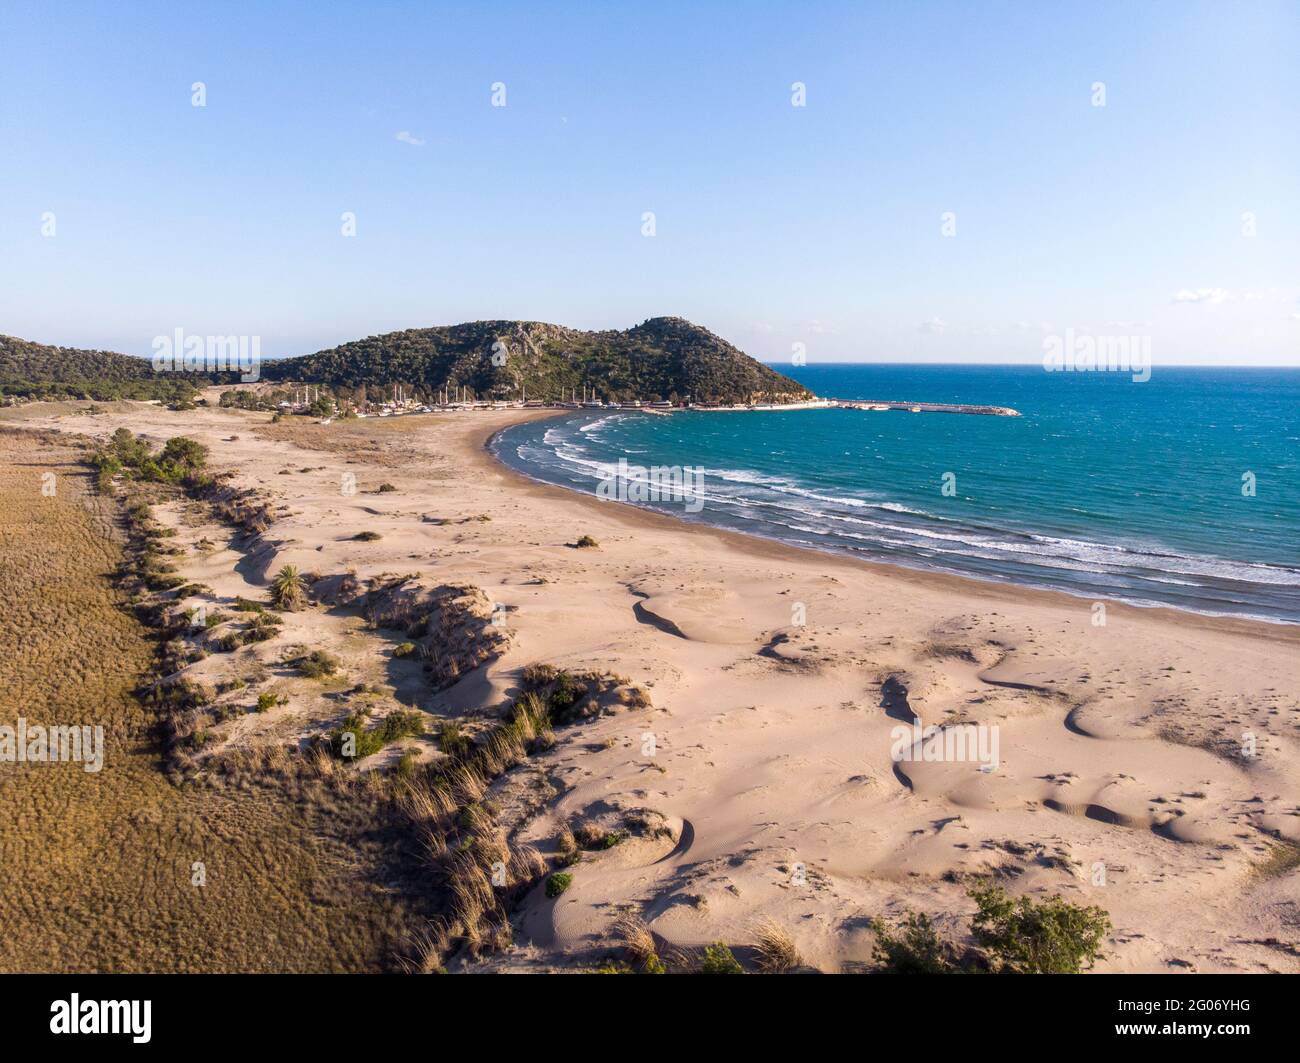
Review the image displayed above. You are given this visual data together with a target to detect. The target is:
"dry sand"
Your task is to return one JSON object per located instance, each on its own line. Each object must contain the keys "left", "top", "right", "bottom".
{"left": 7, "top": 394, "right": 1299, "bottom": 973}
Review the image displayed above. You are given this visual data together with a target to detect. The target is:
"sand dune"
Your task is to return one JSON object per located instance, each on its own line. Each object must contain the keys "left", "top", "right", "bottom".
{"left": 7, "top": 395, "right": 1299, "bottom": 973}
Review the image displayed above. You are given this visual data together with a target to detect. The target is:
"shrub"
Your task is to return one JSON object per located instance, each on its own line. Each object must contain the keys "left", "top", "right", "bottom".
{"left": 352, "top": 530, "right": 382, "bottom": 542}
{"left": 108, "top": 427, "right": 152, "bottom": 466}
{"left": 375, "top": 710, "right": 425, "bottom": 744}
{"left": 211, "top": 630, "right": 244, "bottom": 653}
{"left": 436, "top": 721, "right": 471, "bottom": 759}
{"left": 573, "top": 535, "right": 599, "bottom": 548}
{"left": 872, "top": 912, "right": 954, "bottom": 974}
{"left": 269, "top": 565, "right": 306, "bottom": 611}
{"left": 329, "top": 708, "right": 424, "bottom": 759}
{"left": 393, "top": 641, "right": 417, "bottom": 658}
{"left": 576, "top": 824, "right": 626, "bottom": 850}
{"left": 968, "top": 884, "right": 1110, "bottom": 974}
{"left": 522, "top": 662, "right": 557, "bottom": 687}
{"left": 256, "top": 692, "right": 278, "bottom": 713}
{"left": 157, "top": 436, "right": 209, "bottom": 482}
{"left": 550, "top": 671, "right": 581, "bottom": 713}
{"left": 295, "top": 650, "right": 340, "bottom": 679}
{"left": 243, "top": 612, "right": 283, "bottom": 642}
{"left": 545, "top": 872, "right": 573, "bottom": 899}
{"left": 700, "top": 942, "right": 743, "bottom": 974}
{"left": 377, "top": 483, "right": 397, "bottom": 493}
{"left": 555, "top": 826, "right": 579, "bottom": 867}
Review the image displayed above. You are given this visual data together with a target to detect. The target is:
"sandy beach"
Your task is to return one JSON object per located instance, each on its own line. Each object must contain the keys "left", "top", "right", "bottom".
{"left": 7, "top": 395, "right": 1299, "bottom": 973}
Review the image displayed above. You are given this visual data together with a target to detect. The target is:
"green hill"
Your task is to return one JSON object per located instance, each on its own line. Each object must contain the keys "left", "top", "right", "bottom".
{"left": 261, "top": 317, "right": 811, "bottom": 405}
{"left": 0, "top": 335, "right": 199, "bottom": 403}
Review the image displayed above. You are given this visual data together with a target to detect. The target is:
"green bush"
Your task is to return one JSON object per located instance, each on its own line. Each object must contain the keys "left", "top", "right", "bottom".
{"left": 375, "top": 710, "right": 425, "bottom": 744}
{"left": 352, "top": 530, "right": 382, "bottom": 542}
{"left": 550, "top": 671, "right": 581, "bottom": 712}
{"left": 545, "top": 872, "right": 572, "bottom": 898}
{"left": 329, "top": 708, "right": 424, "bottom": 759}
{"left": 968, "top": 884, "right": 1110, "bottom": 974}
{"left": 574, "top": 535, "right": 599, "bottom": 548}
{"left": 157, "top": 436, "right": 209, "bottom": 482}
{"left": 393, "top": 641, "right": 417, "bottom": 658}
{"left": 871, "top": 887, "right": 1112, "bottom": 974}
{"left": 700, "top": 943, "right": 743, "bottom": 974}
{"left": 256, "top": 692, "right": 278, "bottom": 713}
{"left": 872, "top": 912, "right": 954, "bottom": 974}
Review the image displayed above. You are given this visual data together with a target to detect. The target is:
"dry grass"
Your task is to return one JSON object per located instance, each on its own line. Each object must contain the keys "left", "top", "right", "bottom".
{"left": 751, "top": 919, "right": 802, "bottom": 972}
{"left": 508, "top": 843, "right": 548, "bottom": 884}
{"left": 1253, "top": 842, "right": 1300, "bottom": 880}
{"left": 0, "top": 434, "right": 413, "bottom": 972}
{"left": 612, "top": 914, "right": 659, "bottom": 968}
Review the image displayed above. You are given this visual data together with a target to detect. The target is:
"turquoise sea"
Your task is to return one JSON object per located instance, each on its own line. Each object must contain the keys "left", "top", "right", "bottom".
{"left": 491, "top": 365, "right": 1300, "bottom": 623}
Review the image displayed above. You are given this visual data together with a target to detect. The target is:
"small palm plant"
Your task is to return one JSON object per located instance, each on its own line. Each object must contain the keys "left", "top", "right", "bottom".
{"left": 269, "top": 565, "right": 306, "bottom": 611}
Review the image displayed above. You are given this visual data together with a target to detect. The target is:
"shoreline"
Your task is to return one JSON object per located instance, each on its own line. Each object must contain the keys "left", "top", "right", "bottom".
{"left": 478, "top": 410, "right": 1299, "bottom": 645}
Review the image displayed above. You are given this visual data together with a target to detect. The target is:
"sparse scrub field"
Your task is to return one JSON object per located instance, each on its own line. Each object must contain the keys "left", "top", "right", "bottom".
{"left": 0, "top": 433, "right": 413, "bottom": 972}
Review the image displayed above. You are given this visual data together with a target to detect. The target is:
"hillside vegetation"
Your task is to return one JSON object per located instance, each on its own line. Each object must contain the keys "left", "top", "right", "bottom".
{"left": 0, "top": 335, "right": 200, "bottom": 403}
{"left": 262, "top": 317, "right": 811, "bottom": 405}
{"left": 3, "top": 318, "right": 810, "bottom": 406}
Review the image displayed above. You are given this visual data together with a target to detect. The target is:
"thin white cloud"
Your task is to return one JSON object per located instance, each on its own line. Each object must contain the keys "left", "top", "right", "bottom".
{"left": 1173, "top": 288, "right": 1233, "bottom": 304}
{"left": 917, "top": 316, "right": 946, "bottom": 335}
{"left": 394, "top": 130, "right": 425, "bottom": 146}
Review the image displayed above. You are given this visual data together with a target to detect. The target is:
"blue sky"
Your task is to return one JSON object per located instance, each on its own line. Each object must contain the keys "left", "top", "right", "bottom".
{"left": 1, "top": 0, "right": 1297, "bottom": 364}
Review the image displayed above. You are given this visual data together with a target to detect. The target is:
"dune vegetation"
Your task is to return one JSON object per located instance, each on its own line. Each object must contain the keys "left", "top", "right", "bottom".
{"left": 0, "top": 429, "right": 415, "bottom": 972}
